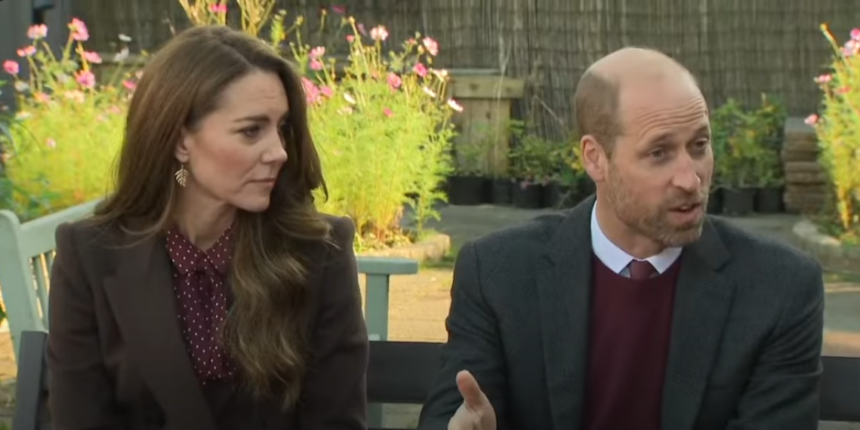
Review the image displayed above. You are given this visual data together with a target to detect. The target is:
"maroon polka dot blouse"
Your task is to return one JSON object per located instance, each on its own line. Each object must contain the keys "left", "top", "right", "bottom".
{"left": 165, "top": 225, "right": 237, "bottom": 385}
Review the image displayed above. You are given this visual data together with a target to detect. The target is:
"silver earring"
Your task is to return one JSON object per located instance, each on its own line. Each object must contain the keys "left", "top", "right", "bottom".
{"left": 174, "top": 164, "right": 189, "bottom": 187}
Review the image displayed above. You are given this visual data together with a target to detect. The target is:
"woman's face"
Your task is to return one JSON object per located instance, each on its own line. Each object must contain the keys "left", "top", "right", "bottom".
{"left": 175, "top": 70, "right": 290, "bottom": 213}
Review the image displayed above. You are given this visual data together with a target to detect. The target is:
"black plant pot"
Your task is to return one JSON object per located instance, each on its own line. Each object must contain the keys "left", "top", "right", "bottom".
{"left": 707, "top": 188, "right": 723, "bottom": 214}
{"left": 447, "top": 175, "right": 488, "bottom": 205}
{"left": 542, "top": 182, "right": 570, "bottom": 208}
{"left": 755, "top": 186, "right": 784, "bottom": 213}
{"left": 512, "top": 182, "right": 544, "bottom": 209}
{"left": 722, "top": 188, "right": 756, "bottom": 216}
{"left": 491, "top": 179, "right": 513, "bottom": 205}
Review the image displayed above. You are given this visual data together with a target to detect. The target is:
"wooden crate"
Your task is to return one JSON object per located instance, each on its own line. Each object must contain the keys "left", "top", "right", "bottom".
{"left": 781, "top": 117, "right": 828, "bottom": 214}
{"left": 448, "top": 70, "right": 525, "bottom": 177}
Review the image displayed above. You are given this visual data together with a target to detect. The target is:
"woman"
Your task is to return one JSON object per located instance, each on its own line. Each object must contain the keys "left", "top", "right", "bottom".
{"left": 47, "top": 25, "right": 368, "bottom": 430}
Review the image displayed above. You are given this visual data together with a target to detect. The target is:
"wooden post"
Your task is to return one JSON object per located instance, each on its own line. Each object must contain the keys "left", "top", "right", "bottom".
{"left": 448, "top": 69, "right": 525, "bottom": 178}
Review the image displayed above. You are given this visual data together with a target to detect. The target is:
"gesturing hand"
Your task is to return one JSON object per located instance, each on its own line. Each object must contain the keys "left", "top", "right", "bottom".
{"left": 447, "top": 370, "right": 496, "bottom": 430}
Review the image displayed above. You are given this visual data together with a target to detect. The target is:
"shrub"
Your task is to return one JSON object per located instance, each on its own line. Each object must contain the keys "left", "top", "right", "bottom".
{"left": 806, "top": 25, "right": 860, "bottom": 243}
{"left": 1, "top": 19, "right": 138, "bottom": 220}
{"left": 283, "top": 16, "right": 459, "bottom": 249}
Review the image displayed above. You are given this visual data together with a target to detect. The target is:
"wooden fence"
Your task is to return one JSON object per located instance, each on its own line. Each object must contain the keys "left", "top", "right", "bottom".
{"left": 30, "top": 0, "right": 860, "bottom": 140}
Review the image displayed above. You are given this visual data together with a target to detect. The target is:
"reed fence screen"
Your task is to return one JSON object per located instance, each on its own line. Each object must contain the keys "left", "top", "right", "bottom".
{"left": 69, "top": 0, "right": 860, "bottom": 140}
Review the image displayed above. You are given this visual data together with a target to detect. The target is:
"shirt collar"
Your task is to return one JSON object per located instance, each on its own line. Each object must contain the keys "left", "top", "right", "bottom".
{"left": 590, "top": 202, "right": 682, "bottom": 274}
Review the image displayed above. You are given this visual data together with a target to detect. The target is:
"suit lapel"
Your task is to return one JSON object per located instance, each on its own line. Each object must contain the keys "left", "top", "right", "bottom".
{"left": 102, "top": 232, "right": 218, "bottom": 430}
{"left": 661, "top": 218, "right": 735, "bottom": 430}
{"left": 537, "top": 197, "right": 595, "bottom": 430}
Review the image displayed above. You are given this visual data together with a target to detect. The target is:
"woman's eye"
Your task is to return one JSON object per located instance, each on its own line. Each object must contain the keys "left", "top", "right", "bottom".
{"left": 240, "top": 125, "right": 260, "bottom": 138}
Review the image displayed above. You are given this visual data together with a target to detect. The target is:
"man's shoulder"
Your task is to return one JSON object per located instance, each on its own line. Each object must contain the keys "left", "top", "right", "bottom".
{"left": 707, "top": 215, "right": 821, "bottom": 275}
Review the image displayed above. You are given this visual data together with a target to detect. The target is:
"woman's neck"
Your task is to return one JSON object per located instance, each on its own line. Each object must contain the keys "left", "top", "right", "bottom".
{"left": 175, "top": 191, "right": 236, "bottom": 250}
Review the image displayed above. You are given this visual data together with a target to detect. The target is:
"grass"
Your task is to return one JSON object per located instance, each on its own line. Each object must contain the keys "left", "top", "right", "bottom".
{"left": 825, "top": 270, "right": 860, "bottom": 284}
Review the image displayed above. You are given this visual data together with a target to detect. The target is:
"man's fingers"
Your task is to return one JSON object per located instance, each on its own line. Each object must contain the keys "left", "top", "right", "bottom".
{"left": 456, "top": 370, "right": 487, "bottom": 410}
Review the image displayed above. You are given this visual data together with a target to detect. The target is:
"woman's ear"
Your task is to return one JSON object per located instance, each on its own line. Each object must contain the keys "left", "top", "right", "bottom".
{"left": 175, "top": 131, "right": 192, "bottom": 164}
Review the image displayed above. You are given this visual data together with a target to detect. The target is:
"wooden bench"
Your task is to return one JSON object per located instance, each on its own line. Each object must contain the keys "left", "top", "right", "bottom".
{"left": 12, "top": 332, "right": 860, "bottom": 429}
{"left": 0, "top": 202, "right": 418, "bottom": 356}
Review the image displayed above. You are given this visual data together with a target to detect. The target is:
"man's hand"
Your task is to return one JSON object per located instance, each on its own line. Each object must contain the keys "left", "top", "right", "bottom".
{"left": 448, "top": 371, "right": 496, "bottom": 430}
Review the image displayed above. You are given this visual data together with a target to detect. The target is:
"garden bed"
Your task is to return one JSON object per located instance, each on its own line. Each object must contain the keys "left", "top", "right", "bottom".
{"left": 791, "top": 219, "right": 860, "bottom": 274}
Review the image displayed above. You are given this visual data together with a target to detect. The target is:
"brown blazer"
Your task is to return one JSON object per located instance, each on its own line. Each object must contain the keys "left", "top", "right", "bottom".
{"left": 47, "top": 214, "right": 369, "bottom": 430}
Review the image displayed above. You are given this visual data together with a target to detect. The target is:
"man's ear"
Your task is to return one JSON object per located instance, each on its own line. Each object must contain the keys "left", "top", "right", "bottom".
{"left": 175, "top": 131, "right": 192, "bottom": 164}
{"left": 581, "top": 135, "right": 606, "bottom": 183}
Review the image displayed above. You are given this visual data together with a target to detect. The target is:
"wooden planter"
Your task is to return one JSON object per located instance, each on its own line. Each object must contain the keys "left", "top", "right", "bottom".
{"left": 447, "top": 69, "right": 525, "bottom": 178}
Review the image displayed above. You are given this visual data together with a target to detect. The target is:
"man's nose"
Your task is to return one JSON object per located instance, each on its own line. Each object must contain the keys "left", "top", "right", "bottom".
{"left": 672, "top": 158, "right": 701, "bottom": 192}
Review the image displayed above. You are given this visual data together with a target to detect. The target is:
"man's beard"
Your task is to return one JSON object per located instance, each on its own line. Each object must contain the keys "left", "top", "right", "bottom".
{"left": 605, "top": 166, "right": 707, "bottom": 248}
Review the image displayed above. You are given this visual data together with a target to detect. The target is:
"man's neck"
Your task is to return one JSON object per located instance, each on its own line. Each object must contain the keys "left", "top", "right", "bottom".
{"left": 594, "top": 197, "right": 664, "bottom": 259}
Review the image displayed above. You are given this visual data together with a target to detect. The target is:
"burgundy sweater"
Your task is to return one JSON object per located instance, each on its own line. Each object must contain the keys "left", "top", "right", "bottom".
{"left": 582, "top": 254, "right": 682, "bottom": 430}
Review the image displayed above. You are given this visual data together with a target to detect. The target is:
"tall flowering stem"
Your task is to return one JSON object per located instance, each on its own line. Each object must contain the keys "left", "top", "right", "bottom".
{"left": 807, "top": 24, "right": 860, "bottom": 240}
{"left": 235, "top": 0, "right": 277, "bottom": 37}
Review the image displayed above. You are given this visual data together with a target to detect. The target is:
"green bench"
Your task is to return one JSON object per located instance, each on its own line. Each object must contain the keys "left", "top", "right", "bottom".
{"left": 0, "top": 200, "right": 419, "bottom": 357}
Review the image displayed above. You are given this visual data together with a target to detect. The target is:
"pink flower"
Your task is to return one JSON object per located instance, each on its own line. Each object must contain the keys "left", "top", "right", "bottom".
{"left": 370, "top": 26, "right": 389, "bottom": 42}
{"left": 413, "top": 63, "right": 428, "bottom": 77}
{"left": 69, "top": 18, "right": 89, "bottom": 41}
{"left": 310, "top": 59, "right": 323, "bottom": 71}
{"left": 331, "top": 5, "right": 346, "bottom": 14}
{"left": 108, "top": 105, "right": 123, "bottom": 114}
{"left": 383, "top": 107, "right": 393, "bottom": 117}
{"left": 804, "top": 114, "right": 818, "bottom": 126}
{"left": 34, "top": 92, "right": 51, "bottom": 103}
{"left": 3, "top": 60, "right": 19, "bottom": 75}
{"left": 46, "top": 138, "right": 56, "bottom": 148}
{"left": 814, "top": 74, "right": 832, "bottom": 84}
{"left": 17, "top": 46, "right": 36, "bottom": 57}
{"left": 83, "top": 51, "right": 102, "bottom": 64}
{"left": 76, "top": 70, "right": 96, "bottom": 88}
{"left": 387, "top": 72, "right": 402, "bottom": 90}
{"left": 321, "top": 86, "right": 333, "bottom": 97}
{"left": 422, "top": 37, "right": 439, "bottom": 56}
{"left": 310, "top": 46, "right": 325, "bottom": 59}
{"left": 209, "top": 4, "right": 227, "bottom": 13}
{"left": 27, "top": 24, "right": 48, "bottom": 40}
{"left": 302, "top": 77, "right": 320, "bottom": 104}
{"left": 357, "top": 23, "right": 367, "bottom": 35}
{"left": 843, "top": 40, "right": 859, "bottom": 57}
{"left": 447, "top": 98, "right": 464, "bottom": 112}
{"left": 851, "top": 28, "right": 860, "bottom": 41}
{"left": 122, "top": 80, "right": 137, "bottom": 91}
{"left": 836, "top": 86, "right": 851, "bottom": 95}
{"left": 346, "top": 35, "right": 355, "bottom": 43}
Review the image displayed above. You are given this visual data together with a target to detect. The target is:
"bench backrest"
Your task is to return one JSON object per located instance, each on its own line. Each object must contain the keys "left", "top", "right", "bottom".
{"left": 0, "top": 203, "right": 417, "bottom": 356}
{"left": 14, "top": 332, "right": 860, "bottom": 430}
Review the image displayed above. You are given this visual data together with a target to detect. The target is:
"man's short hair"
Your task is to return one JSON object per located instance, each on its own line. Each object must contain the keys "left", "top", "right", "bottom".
{"left": 573, "top": 70, "right": 622, "bottom": 155}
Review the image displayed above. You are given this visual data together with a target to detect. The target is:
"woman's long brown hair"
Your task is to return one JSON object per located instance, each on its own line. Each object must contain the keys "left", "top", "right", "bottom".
{"left": 91, "top": 25, "right": 331, "bottom": 407}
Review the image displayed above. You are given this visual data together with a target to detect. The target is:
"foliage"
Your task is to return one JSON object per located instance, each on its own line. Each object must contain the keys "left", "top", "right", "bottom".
{"left": 268, "top": 11, "right": 459, "bottom": 249}
{"left": 711, "top": 95, "right": 786, "bottom": 189}
{"left": 806, "top": 25, "right": 860, "bottom": 242}
{"left": 1, "top": 20, "right": 139, "bottom": 221}
{"left": 506, "top": 120, "right": 562, "bottom": 185}
{"left": 452, "top": 121, "right": 500, "bottom": 177}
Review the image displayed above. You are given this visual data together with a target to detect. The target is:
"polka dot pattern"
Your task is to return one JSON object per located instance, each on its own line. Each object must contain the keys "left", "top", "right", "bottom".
{"left": 166, "top": 224, "right": 237, "bottom": 385}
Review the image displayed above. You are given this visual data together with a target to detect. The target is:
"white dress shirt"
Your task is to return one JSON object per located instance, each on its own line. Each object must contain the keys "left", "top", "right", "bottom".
{"left": 590, "top": 203, "right": 682, "bottom": 277}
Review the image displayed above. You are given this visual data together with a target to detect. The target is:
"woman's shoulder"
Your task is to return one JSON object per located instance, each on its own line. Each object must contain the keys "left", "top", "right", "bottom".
{"left": 55, "top": 216, "right": 128, "bottom": 252}
{"left": 319, "top": 213, "right": 356, "bottom": 245}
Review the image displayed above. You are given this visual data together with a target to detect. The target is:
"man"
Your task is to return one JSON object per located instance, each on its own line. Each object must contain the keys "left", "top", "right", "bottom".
{"left": 416, "top": 47, "right": 824, "bottom": 430}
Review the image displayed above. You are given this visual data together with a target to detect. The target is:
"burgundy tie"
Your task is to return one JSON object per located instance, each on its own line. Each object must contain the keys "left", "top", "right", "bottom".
{"left": 628, "top": 260, "right": 657, "bottom": 280}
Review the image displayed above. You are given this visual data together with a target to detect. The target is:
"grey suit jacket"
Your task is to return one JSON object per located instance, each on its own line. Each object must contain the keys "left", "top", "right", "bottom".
{"left": 417, "top": 196, "right": 824, "bottom": 430}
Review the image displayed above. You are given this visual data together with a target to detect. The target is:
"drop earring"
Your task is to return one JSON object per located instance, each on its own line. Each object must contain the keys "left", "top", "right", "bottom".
{"left": 174, "top": 164, "right": 189, "bottom": 187}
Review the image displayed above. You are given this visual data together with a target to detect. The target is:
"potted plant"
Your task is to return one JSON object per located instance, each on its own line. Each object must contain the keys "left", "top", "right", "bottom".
{"left": 448, "top": 138, "right": 490, "bottom": 205}
{"left": 508, "top": 132, "right": 550, "bottom": 209}
{"left": 750, "top": 95, "right": 787, "bottom": 213}
{"left": 712, "top": 99, "right": 759, "bottom": 216}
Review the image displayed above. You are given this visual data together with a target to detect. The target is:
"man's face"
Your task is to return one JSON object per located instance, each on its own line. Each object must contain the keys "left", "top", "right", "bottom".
{"left": 603, "top": 76, "right": 713, "bottom": 247}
